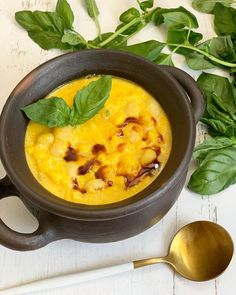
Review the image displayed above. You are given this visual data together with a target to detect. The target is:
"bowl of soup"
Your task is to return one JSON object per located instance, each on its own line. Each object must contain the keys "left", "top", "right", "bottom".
{"left": 0, "top": 50, "right": 204, "bottom": 251}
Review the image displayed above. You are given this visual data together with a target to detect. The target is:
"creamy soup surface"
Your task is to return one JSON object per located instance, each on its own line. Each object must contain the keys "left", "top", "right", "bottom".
{"left": 25, "top": 76, "right": 172, "bottom": 205}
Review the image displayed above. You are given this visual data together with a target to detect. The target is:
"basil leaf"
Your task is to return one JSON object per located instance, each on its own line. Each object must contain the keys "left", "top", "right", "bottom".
{"left": 56, "top": 0, "right": 74, "bottom": 29}
{"left": 152, "top": 6, "right": 198, "bottom": 28}
{"left": 192, "top": 0, "right": 234, "bottom": 14}
{"left": 91, "top": 32, "right": 127, "bottom": 48}
{"left": 70, "top": 76, "right": 112, "bottom": 125}
{"left": 115, "top": 22, "right": 143, "bottom": 36}
{"left": 84, "top": 0, "right": 99, "bottom": 18}
{"left": 167, "top": 29, "right": 203, "bottom": 55}
{"left": 214, "top": 4, "right": 236, "bottom": 39}
{"left": 21, "top": 97, "right": 71, "bottom": 128}
{"left": 205, "top": 94, "right": 236, "bottom": 125}
{"left": 15, "top": 11, "right": 63, "bottom": 32}
{"left": 197, "top": 73, "right": 236, "bottom": 113}
{"left": 202, "top": 118, "right": 236, "bottom": 137}
{"left": 198, "top": 36, "right": 236, "bottom": 64}
{"left": 62, "top": 31, "right": 86, "bottom": 47}
{"left": 197, "top": 73, "right": 236, "bottom": 137}
{"left": 138, "top": 0, "right": 154, "bottom": 12}
{"left": 188, "top": 147, "right": 236, "bottom": 195}
{"left": 193, "top": 137, "right": 236, "bottom": 162}
{"left": 186, "top": 53, "right": 215, "bottom": 70}
{"left": 84, "top": 0, "right": 102, "bottom": 41}
{"left": 119, "top": 40, "right": 165, "bottom": 61}
{"left": 163, "top": 11, "right": 198, "bottom": 29}
{"left": 154, "top": 53, "right": 175, "bottom": 66}
{"left": 29, "top": 30, "right": 72, "bottom": 50}
{"left": 15, "top": 11, "right": 71, "bottom": 50}
{"left": 119, "top": 8, "right": 140, "bottom": 23}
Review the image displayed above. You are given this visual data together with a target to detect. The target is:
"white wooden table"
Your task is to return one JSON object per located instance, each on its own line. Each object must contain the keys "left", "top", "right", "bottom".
{"left": 0, "top": 1, "right": 235, "bottom": 294}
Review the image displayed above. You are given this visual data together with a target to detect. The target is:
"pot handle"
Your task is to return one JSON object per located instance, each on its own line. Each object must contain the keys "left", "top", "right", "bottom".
{"left": 0, "top": 175, "right": 60, "bottom": 251}
{"left": 159, "top": 65, "right": 205, "bottom": 123}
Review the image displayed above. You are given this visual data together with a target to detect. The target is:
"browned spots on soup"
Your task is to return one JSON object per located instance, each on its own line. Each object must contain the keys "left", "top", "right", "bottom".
{"left": 64, "top": 146, "right": 78, "bottom": 162}
{"left": 95, "top": 166, "right": 106, "bottom": 180}
{"left": 92, "top": 144, "right": 106, "bottom": 155}
{"left": 72, "top": 178, "right": 86, "bottom": 194}
{"left": 124, "top": 162, "right": 160, "bottom": 188}
{"left": 118, "top": 117, "right": 140, "bottom": 128}
{"left": 78, "top": 159, "right": 100, "bottom": 175}
{"left": 117, "top": 129, "right": 124, "bottom": 137}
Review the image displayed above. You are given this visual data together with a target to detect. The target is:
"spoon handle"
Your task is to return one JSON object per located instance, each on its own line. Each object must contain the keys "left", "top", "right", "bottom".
{"left": 0, "top": 263, "right": 134, "bottom": 295}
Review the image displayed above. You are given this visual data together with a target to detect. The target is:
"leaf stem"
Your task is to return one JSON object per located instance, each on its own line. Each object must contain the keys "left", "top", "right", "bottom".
{"left": 98, "top": 18, "right": 142, "bottom": 47}
{"left": 86, "top": 42, "right": 99, "bottom": 49}
{"left": 168, "top": 43, "right": 236, "bottom": 68}
{"left": 97, "top": 9, "right": 155, "bottom": 48}
{"left": 94, "top": 16, "right": 102, "bottom": 41}
{"left": 115, "top": 22, "right": 148, "bottom": 47}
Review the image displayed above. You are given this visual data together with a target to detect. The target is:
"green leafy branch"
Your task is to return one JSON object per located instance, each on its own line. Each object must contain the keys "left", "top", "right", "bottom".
{"left": 15, "top": 0, "right": 236, "bottom": 70}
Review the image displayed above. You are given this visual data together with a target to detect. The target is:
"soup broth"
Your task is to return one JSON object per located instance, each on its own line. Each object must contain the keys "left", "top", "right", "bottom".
{"left": 25, "top": 76, "right": 172, "bottom": 205}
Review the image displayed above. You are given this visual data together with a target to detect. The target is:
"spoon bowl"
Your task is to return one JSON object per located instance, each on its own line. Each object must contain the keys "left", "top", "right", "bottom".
{"left": 168, "top": 221, "right": 234, "bottom": 281}
{"left": 134, "top": 221, "right": 234, "bottom": 281}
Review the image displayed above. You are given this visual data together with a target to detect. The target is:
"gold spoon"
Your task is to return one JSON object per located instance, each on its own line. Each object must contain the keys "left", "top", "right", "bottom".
{"left": 0, "top": 221, "right": 233, "bottom": 295}
{"left": 134, "top": 220, "right": 234, "bottom": 281}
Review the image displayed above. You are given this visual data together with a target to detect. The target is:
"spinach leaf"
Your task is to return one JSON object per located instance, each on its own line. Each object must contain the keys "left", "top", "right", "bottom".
{"left": 197, "top": 72, "right": 236, "bottom": 113}
{"left": 119, "top": 8, "right": 140, "bottom": 23}
{"left": 154, "top": 53, "right": 174, "bottom": 66}
{"left": 70, "top": 76, "right": 112, "bottom": 125}
{"left": 193, "top": 136, "right": 236, "bottom": 162}
{"left": 56, "top": 0, "right": 74, "bottom": 29}
{"left": 152, "top": 6, "right": 198, "bottom": 28}
{"left": 214, "top": 4, "right": 236, "bottom": 39}
{"left": 163, "top": 11, "right": 198, "bottom": 29}
{"left": 119, "top": 40, "right": 165, "bottom": 61}
{"left": 192, "top": 0, "right": 234, "bottom": 14}
{"left": 15, "top": 10, "right": 71, "bottom": 50}
{"left": 138, "top": 0, "right": 154, "bottom": 12}
{"left": 188, "top": 147, "right": 236, "bottom": 195}
{"left": 91, "top": 32, "right": 127, "bottom": 48}
{"left": 21, "top": 97, "right": 71, "bottom": 128}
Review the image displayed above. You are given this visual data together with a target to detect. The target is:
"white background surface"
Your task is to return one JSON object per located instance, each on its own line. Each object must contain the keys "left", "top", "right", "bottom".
{"left": 0, "top": 1, "right": 235, "bottom": 294}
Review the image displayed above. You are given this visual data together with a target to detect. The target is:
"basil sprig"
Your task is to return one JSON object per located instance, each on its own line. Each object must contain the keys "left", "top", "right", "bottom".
{"left": 188, "top": 73, "right": 236, "bottom": 195}
{"left": 21, "top": 76, "right": 112, "bottom": 128}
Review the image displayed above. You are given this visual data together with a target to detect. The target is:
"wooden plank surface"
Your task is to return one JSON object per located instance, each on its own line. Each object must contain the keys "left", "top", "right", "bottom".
{"left": 0, "top": 1, "right": 235, "bottom": 294}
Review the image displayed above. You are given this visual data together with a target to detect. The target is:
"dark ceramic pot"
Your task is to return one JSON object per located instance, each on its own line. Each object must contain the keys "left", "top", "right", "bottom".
{"left": 0, "top": 50, "right": 204, "bottom": 251}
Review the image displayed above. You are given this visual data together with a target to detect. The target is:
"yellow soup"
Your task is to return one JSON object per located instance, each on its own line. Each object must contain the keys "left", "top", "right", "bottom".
{"left": 25, "top": 77, "right": 172, "bottom": 205}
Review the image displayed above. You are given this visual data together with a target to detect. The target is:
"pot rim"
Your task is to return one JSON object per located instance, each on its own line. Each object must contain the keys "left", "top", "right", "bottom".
{"left": 0, "top": 49, "right": 196, "bottom": 221}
